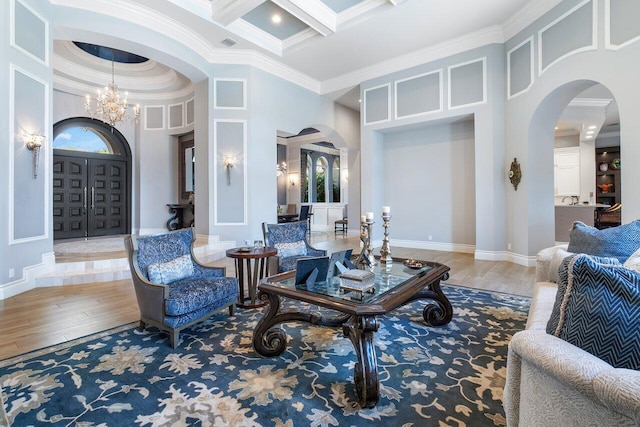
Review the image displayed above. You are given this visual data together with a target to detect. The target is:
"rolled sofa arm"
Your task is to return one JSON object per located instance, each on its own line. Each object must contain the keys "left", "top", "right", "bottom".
{"left": 535, "top": 244, "right": 568, "bottom": 283}
{"left": 593, "top": 369, "right": 640, "bottom": 423}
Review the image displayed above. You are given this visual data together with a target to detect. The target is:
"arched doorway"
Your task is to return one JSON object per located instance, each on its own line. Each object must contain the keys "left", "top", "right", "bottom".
{"left": 527, "top": 80, "right": 620, "bottom": 249}
{"left": 52, "top": 117, "right": 132, "bottom": 239}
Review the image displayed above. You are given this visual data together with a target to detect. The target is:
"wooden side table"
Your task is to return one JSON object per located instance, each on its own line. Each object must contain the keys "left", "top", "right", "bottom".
{"left": 226, "top": 246, "right": 277, "bottom": 308}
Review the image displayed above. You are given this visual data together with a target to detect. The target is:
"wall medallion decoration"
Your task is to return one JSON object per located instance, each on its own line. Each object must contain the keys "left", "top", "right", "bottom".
{"left": 508, "top": 158, "right": 522, "bottom": 190}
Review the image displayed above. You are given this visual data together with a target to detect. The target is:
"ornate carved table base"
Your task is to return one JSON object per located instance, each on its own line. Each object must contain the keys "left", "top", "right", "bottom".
{"left": 252, "top": 271, "right": 452, "bottom": 408}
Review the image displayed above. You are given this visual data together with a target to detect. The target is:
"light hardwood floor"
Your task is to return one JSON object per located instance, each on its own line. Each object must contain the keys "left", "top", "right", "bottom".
{"left": 0, "top": 231, "right": 535, "bottom": 360}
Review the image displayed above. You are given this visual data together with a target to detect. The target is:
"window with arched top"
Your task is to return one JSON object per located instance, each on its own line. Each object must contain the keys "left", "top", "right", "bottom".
{"left": 53, "top": 126, "right": 117, "bottom": 154}
{"left": 316, "top": 157, "right": 327, "bottom": 202}
{"left": 332, "top": 158, "right": 340, "bottom": 203}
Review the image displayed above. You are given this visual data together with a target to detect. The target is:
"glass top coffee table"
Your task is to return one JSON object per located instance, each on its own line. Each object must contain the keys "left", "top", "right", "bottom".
{"left": 252, "top": 257, "right": 452, "bottom": 408}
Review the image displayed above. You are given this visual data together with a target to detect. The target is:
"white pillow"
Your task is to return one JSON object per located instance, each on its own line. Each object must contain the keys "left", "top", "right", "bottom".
{"left": 275, "top": 241, "right": 307, "bottom": 258}
{"left": 624, "top": 248, "right": 640, "bottom": 272}
{"left": 548, "top": 247, "right": 573, "bottom": 283}
{"left": 147, "top": 254, "right": 194, "bottom": 284}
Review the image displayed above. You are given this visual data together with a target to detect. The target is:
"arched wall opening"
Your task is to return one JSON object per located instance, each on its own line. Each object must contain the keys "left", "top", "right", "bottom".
{"left": 526, "top": 79, "right": 618, "bottom": 252}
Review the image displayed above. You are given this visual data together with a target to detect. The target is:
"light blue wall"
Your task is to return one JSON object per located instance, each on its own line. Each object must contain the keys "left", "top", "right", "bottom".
{"left": 360, "top": 44, "right": 506, "bottom": 255}
{"left": 0, "top": 0, "right": 53, "bottom": 297}
{"left": 505, "top": 0, "right": 640, "bottom": 257}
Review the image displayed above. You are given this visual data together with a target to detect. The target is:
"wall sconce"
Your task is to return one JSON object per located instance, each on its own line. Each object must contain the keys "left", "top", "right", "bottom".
{"left": 223, "top": 155, "right": 236, "bottom": 185}
{"left": 26, "top": 133, "right": 45, "bottom": 179}
{"left": 288, "top": 173, "right": 299, "bottom": 187}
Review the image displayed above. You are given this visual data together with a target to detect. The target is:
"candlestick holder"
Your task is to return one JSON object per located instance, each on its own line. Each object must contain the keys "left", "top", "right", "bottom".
{"left": 355, "top": 220, "right": 377, "bottom": 267}
{"left": 379, "top": 214, "right": 392, "bottom": 264}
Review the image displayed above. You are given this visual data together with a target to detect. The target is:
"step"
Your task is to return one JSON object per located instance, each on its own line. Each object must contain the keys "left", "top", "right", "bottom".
{"left": 36, "top": 242, "right": 232, "bottom": 287}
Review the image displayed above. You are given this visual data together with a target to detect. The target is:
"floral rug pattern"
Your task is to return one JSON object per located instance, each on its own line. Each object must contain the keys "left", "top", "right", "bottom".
{"left": 0, "top": 285, "right": 529, "bottom": 426}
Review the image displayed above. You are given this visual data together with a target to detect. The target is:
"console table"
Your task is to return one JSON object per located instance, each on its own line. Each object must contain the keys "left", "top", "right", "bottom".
{"left": 166, "top": 204, "right": 193, "bottom": 230}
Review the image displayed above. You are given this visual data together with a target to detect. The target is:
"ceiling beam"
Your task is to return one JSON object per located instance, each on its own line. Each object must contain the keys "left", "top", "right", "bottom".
{"left": 272, "top": 0, "right": 336, "bottom": 36}
{"left": 211, "top": 0, "right": 267, "bottom": 26}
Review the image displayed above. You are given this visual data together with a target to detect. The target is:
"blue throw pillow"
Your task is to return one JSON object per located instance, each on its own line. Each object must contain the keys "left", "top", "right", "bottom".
{"left": 547, "top": 254, "right": 640, "bottom": 370}
{"left": 148, "top": 254, "right": 194, "bottom": 284}
{"left": 567, "top": 220, "right": 640, "bottom": 263}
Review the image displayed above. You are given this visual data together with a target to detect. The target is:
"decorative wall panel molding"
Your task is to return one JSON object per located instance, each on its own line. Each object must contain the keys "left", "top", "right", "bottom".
{"left": 394, "top": 70, "right": 443, "bottom": 120}
{"left": 9, "top": 64, "right": 49, "bottom": 244}
{"left": 168, "top": 102, "right": 184, "bottom": 129}
{"left": 185, "top": 98, "right": 195, "bottom": 126}
{"left": 214, "top": 119, "right": 247, "bottom": 225}
{"left": 363, "top": 83, "right": 391, "bottom": 125}
{"left": 448, "top": 57, "right": 487, "bottom": 110}
{"left": 214, "top": 78, "right": 246, "bottom": 110}
{"left": 605, "top": 0, "right": 640, "bottom": 50}
{"left": 10, "top": 0, "right": 49, "bottom": 66}
{"left": 144, "top": 105, "right": 165, "bottom": 130}
{"left": 538, "top": 0, "right": 597, "bottom": 75}
{"left": 507, "top": 36, "right": 534, "bottom": 99}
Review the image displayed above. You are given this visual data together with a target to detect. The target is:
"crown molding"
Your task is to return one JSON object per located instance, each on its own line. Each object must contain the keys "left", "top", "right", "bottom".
{"left": 569, "top": 98, "right": 612, "bottom": 108}
{"left": 321, "top": 25, "right": 503, "bottom": 94}
{"left": 211, "top": 49, "right": 321, "bottom": 93}
{"left": 50, "top": 0, "right": 217, "bottom": 62}
{"left": 502, "top": 0, "right": 564, "bottom": 41}
{"left": 53, "top": 74, "right": 195, "bottom": 101}
{"left": 54, "top": 54, "right": 180, "bottom": 91}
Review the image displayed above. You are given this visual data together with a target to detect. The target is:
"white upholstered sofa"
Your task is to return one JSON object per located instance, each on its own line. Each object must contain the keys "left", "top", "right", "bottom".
{"left": 503, "top": 245, "right": 640, "bottom": 426}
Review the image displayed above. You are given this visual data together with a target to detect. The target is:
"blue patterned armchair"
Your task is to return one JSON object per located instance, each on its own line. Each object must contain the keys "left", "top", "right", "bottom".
{"left": 262, "top": 220, "right": 326, "bottom": 273}
{"left": 124, "top": 228, "right": 238, "bottom": 348}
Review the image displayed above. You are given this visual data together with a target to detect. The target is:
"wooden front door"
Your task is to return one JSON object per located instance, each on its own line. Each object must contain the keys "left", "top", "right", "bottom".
{"left": 53, "top": 155, "right": 128, "bottom": 239}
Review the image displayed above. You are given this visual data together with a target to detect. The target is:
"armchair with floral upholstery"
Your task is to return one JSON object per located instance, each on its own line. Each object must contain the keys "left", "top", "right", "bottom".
{"left": 262, "top": 220, "right": 326, "bottom": 273}
{"left": 124, "top": 228, "right": 238, "bottom": 348}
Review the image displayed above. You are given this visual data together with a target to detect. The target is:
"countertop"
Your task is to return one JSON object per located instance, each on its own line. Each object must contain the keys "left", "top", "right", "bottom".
{"left": 554, "top": 203, "right": 609, "bottom": 208}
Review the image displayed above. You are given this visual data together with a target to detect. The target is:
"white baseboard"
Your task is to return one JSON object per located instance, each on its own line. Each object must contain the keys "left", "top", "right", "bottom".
{"left": 392, "top": 239, "right": 475, "bottom": 254}
{"left": 475, "top": 250, "right": 536, "bottom": 267}
{"left": 137, "top": 228, "right": 167, "bottom": 236}
{"left": 0, "top": 252, "right": 55, "bottom": 300}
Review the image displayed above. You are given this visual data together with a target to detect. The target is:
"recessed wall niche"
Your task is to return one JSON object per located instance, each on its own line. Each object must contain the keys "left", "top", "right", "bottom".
{"left": 144, "top": 105, "right": 165, "bottom": 130}
{"left": 185, "top": 98, "right": 194, "bottom": 126}
{"left": 606, "top": 0, "right": 640, "bottom": 49}
{"left": 168, "top": 102, "right": 184, "bottom": 129}
{"left": 214, "top": 79, "right": 246, "bottom": 110}
{"left": 11, "top": 0, "right": 48, "bottom": 65}
{"left": 395, "top": 70, "right": 442, "bottom": 119}
{"left": 539, "top": 0, "right": 595, "bottom": 74}
{"left": 448, "top": 58, "right": 486, "bottom": 109}
{"left": 508, "top": 37, "right": 534, "bottom": 98}
{"left": 364, "top": 84, "right": 390, "bottom": 125}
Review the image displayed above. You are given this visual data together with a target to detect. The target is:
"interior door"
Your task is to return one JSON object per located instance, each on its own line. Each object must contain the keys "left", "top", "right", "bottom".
{"left": 53, "top": 154, "right": 127, "bottom": 239}
{"left": 88, "top": 159, "right": 127, "bottom": 236}
{"left": 53, "top": 156, "right": 88, "bottom": 239}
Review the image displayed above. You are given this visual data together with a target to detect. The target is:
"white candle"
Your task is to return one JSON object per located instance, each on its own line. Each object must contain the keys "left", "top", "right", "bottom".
{"left": 382, "top": 206, "right": 391, "bottom": 214}
{"left": 366, "top": 212, "right": 374, "bottom": 221}
{"left": 360, "top": 215, "right": 366, "bottom": 222}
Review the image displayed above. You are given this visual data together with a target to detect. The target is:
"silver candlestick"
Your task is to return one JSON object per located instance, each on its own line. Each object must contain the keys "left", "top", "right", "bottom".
{"left": 379, "top": 214, "right": 392, "bottom": 264}
{"left": 365, "top": 220, "right": 377, "bottom": 266}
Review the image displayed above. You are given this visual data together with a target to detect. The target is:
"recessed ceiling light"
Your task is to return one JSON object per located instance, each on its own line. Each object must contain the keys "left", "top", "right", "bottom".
{"left": 586, "top": 135, "right": 593, "bottom": 139}
{"left": 555, "top": 126, "right": 558, "bottom": 130}
{"left": 588, "top": 125, "right": 597, "bottom": 130}
{"left": 586, "top": 130, "right": 594, "bottom": 134}
{"left": 272, "top": 14, "right": 282, "bottom": 24}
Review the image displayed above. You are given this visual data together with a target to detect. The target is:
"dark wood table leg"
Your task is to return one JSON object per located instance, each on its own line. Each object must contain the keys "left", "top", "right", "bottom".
{"left": 406, "top": 273, "right": 453, "bottom": 326}
{"left": 236, "top": 259, "right": 245, "bottom": 304}
{"left": 342, "top": 315, "right": 380, "bottom": 408}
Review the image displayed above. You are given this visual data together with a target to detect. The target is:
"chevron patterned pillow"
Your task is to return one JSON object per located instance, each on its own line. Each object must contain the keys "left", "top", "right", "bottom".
{"left": 549, "top": 254, "right": 640, "bottom": 370}
{"left": 567, "top": 220, "right": 640, "bottom": 263}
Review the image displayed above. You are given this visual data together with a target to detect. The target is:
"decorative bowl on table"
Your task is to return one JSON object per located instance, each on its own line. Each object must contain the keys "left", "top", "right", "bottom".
{"left": 237, "top": 247, "right": 252, "bottom": 252}
{"left": 403, "top": 258, "right": 423, "bottom": 269}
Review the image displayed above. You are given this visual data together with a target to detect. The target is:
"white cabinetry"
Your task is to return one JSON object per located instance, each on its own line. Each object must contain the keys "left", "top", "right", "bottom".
{"left": 554, "top": 147, "right": 580, "bottom": 196}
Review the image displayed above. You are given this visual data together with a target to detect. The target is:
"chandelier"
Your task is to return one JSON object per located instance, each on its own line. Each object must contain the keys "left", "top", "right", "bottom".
{"left": 85, "top": 57, "right": 140, "bottom": 127}
{"left": 276, "top": 161, "right": 288, "bottom": 176}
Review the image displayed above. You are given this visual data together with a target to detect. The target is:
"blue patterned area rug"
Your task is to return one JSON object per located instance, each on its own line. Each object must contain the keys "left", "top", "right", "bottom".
{"left": 0, "top": 285, "right": 529, "bottom": 426}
